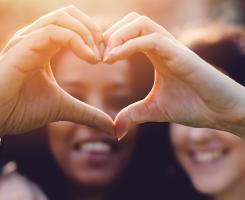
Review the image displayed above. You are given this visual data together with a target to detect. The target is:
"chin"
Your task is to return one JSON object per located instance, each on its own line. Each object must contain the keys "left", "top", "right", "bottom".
{"left": 191, "top": 177, "right": 231, "bottom": 196}
{"left": 72, "top": 172, "right": 116, "bottom": 188}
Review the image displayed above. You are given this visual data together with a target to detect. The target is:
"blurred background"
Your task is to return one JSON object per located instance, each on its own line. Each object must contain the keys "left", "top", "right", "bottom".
{"left": 0, "top": 1, "right": 244, "bottom": 200}
{"left": 0, "top": 0, "right": 244, "bottom": 48}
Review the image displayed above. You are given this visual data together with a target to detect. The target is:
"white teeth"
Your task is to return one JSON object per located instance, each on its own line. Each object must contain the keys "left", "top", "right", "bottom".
{"left": 192, "top": 150, "right": 223, "bottom": 163}
{"left": 79, "top": 142, "right": 111, "bottom": 153}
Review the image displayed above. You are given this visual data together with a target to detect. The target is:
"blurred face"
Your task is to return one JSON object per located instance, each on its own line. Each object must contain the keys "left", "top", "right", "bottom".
{"left": 170, "top": 124, "right": 245, "bottom": 196}
{"left": 48, "top": 50, "right": 139, "bottom": 187}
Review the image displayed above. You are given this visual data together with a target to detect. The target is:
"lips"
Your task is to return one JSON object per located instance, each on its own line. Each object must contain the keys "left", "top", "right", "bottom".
{"left": 188, "top": 148, "right": 229, "bottom": 165}
{"left": 74, "top": 140, "right": 117, "bottom": 154}
{"left": 72, "top": 138, "right": 120, "bottom": 161}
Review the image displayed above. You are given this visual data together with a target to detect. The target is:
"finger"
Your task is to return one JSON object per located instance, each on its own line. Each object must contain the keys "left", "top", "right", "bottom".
{"left": 1, "top": 35, "right": 25, "bottom": 54}
{"left": 104, "top": 33, "right": 175, "bottom": 63}
{"left": 3, "top": 25, "right": 98, "bottom": 73}
{"left": 103, "top": 12, "right": 140, "bottom": 44}
{"left": 58, "top": 89, "right": 115, "bottom": 137}
{"left": 63, "top": 5, "right": 103, "bottom": 45}
{"left": 17, "top": 9, "right": 95, "bottom": 48}
{"left": 114, "top": 98, "right": 162, "bottom": 140}
{"left": 106, "top": 15, "right": 174, "bottom": 51}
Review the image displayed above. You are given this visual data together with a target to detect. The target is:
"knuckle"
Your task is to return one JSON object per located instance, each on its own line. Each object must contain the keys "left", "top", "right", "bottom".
{"left": 15, "top": 26, "right": 28, "bottom": 36}
{"left": 45, "top": 24, "right": 56, "bottom": 32}
{"left": 129, "top": 11, "right": 140, "bottom": 18}
{"left": 53, "top": 11, "right": 67, "bottom": 22}
{"left": 152, "top": 33, "right": 162, "bottom": 49}
{"left": 139, "top": 15, "right": 150, "bottom": 24}
{"left": 152, "top": 32, "right": 162, "bottom": 40}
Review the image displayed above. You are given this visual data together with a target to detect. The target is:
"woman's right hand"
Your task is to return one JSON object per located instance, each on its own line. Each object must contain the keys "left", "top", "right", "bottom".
{"left": 0, "top": 6, "right": 114, "bottom": 136}
{"left": 103, "top": 12, "right": 245, "bottom": 139}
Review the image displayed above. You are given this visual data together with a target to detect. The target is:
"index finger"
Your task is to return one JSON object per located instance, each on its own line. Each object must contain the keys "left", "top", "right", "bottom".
{"left": 64, "top": 5, "right": 103, "bottom": 45}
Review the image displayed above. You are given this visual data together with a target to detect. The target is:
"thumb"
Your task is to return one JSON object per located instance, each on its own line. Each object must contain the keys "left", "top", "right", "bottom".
{"left": 114, "top": 98, "right": 162, "bottom": 140}
{"left": 55, "top": 90, "right": 115, "bottom": 137}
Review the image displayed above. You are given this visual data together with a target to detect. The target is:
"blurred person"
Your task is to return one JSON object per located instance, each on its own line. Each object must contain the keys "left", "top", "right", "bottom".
{"left": 42, "top": 49, "right": 155, "bottom": 200}
{"left": 170, "top": 23, "right": 245, "bottom": 200}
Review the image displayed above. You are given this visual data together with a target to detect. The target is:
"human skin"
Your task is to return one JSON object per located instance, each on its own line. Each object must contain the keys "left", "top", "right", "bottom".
{"left": 0, "top": 6, "right": 114, "bottom": 136}
{"left": 170, "top": 124, "right": 245, "bottom": 200}
{"left": 48, "top": 49, "right": 139, "bottom": 196}
{"left": 1, "top": 8, "right": 245, "bottom": 139}
{"left": 103, "top": 12, "right": 245, "bottom": 139}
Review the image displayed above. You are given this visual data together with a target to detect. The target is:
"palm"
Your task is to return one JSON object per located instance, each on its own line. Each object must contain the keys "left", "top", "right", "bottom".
{"left": 150, "top": 69, "right": 211, "bottom": 127}
{"left": 1, "top": 64, "right": 64, "bottom": 134}
{"left": 146, "top": 51, "right": 241, "bottom": 128}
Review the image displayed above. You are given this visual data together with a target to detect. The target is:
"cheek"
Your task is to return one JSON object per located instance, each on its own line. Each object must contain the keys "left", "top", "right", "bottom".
{"left": 47, "top": 122, "right": 74, "bottom": 160}
{"left": 170, "top": 128, "right": 189, "bottom": 167}
{"left": 170, "top": 129, "right": 185, "bottom": 153}
{"left": 228, "top": 142, "right": 245, "bottom": 175}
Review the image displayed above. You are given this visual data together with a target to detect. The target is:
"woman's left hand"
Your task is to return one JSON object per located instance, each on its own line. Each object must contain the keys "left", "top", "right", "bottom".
{"left": 103, "top": 12, "right": 245, "bottom": 139}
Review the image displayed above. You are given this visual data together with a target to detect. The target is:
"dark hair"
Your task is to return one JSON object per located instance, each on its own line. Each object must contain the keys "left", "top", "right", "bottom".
{"left": 182, "top": 23, "right": 245, "bottom": 86}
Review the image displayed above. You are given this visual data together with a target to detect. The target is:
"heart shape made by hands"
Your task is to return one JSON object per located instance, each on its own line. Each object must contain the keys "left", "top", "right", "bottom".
{"left": 1, "top": 8, "right": 232, "bottom": 139}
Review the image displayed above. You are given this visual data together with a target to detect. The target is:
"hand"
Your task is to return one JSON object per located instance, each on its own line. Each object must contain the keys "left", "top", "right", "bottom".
{"left": 0, "top": 6, "right": 114, "bottom": 136}
{"left": 103, "top": 12, "right": 245, "bottom": 139}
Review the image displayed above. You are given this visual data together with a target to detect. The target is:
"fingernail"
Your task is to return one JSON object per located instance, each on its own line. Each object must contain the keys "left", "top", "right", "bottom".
{"left": 109, "top": 46, "right": 121, "bottom": 56}
{"left": 104, "top": 46, "right": 121, "bottom": 62}
{"left": 117, "top": 131, "right": 128, "bottom": 141}
{"left": 103, "top": 46, "right": 111, "bottom": 62}
{"left": 103, "top": 54, "right": 110, "bottom": 62}
{"left": 87, "top": 47, "right": 97, "bottom": 60}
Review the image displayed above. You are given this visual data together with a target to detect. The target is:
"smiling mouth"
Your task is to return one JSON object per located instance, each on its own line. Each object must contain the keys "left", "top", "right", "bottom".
{"left": 188, "top": 148, "right": 229, "bottom": 165}
{"left": 73, "top": 139, "right": 119, "bottom": 156}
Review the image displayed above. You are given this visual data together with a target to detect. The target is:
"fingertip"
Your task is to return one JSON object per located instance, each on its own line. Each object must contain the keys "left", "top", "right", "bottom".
{"left": 102, "top": 31, "right": 109, "bottom": 44}
{"left": 93, "top": 45, "right": 102, "bottom": 61}
{"left": 103, "top": 46, "right": 122, "bottom": 63}
{"left": 114, "top": 113, "right": 128, "bottom": 140}
{"left": 102, "top": 46, "right": 111, "bottom": 62}
{"left": 103, "top": 116, "right": 117, "bottom": 138}
{"left": 86, "top": 35, "right": 95, "bottom": 48}
{"left": 117, "top": 131, "right": 128, "bottom": 141}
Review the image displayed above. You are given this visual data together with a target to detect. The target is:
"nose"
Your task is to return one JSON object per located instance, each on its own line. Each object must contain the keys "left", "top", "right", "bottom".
{"left": 76, "top": 124, "right": 109, "bottom": 138}
{"left": 87, "top": 92, "right": 105, "bottom": 111}
{"left": 86, "top": 92, "right": 117, "bottom": 119}
{"left": 188, "top": 128, "right": 214, "bottom": 143}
